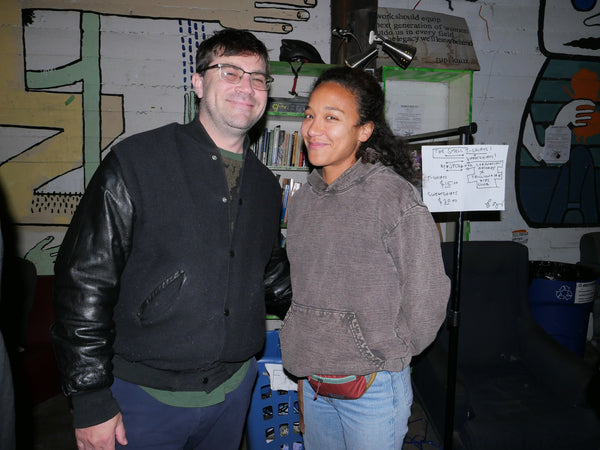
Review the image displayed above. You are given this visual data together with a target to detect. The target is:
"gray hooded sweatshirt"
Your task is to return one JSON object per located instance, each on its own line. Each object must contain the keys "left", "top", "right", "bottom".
{"left": 280, "top": 160, "right": 450, "bottom": 377}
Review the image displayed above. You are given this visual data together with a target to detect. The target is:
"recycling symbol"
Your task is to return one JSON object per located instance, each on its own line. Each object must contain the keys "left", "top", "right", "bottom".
{"left": 555, "top": 285, "right": 573, "bottom": 302}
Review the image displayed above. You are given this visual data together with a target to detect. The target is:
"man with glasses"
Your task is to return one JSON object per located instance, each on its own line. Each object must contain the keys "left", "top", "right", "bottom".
{"left": 51, "top": 29, "right": 288, "bottom": 449}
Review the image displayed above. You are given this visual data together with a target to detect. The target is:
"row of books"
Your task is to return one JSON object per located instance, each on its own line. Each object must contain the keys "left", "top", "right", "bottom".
{"left": 279, "top": 177, "right": 302, "bottom": 226}
{"left": 251, "top": 125, "right": 307, "bottom": 168}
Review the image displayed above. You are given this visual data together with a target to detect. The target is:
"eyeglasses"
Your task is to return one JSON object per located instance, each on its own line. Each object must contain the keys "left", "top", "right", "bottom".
{"left": 197, "top": 63, "right": 274, "bottom": 91}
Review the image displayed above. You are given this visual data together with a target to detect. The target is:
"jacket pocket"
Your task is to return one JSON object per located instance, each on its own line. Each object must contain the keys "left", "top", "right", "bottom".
{"left": 280, "top": 302, "right": 385, "bottom": 375}
{"left": 138, "top": 270, "right": 186, "bottom": 326}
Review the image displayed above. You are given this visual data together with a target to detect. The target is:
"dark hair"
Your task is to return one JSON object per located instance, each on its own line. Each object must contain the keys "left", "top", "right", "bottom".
{"left": 195, "top": 29, "right": 270, "bottom": 73}
{"left": 311, "top": 67, "right": 415, "bottom": 181}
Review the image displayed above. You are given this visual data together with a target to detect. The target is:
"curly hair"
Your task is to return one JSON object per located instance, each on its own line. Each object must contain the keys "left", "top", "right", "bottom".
{"left": 311, "top": 67, "right": 415, "bottom": 181}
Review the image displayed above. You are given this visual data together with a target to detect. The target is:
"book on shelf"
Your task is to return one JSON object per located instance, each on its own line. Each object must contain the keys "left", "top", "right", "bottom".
{"left": 291, "top": 132, "right": 305, "bottom": 167}
{"left": 250, "top": 126, "right": 307, "bottom": 168}
{"left": 277, "top": 128, "right": 288, "bottom": 167}
{"left": 270, "top": 125, "right": 281, "bottom": 166}
{"left": 280, "top": 178, "right": 303, "bottom": 226}
{"left": 267, "top": 97, "right": 308, "bottom": 115}
{"left": 260, "top": 128, "right": 269, "bottom": 165}
{"left": 280, "top": 181, "right": 290, "bottom": 225}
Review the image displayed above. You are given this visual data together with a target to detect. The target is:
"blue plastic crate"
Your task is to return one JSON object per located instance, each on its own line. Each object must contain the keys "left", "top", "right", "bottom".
{"left": 246, "top": 330, "right": 303, "bottom": 450}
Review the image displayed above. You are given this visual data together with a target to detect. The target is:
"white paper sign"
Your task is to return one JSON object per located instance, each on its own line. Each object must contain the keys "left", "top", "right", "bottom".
{"left": 421, "top": 145, "right": 508, "bottom": 212}
{"left": 385, "top": 81, "right": 447, "bottom": 137}
{"left": 264, "top": 363, "right": 298, "bottom": 391}
{"left": 543, "top": 126, "right": 571, "bottom": 164}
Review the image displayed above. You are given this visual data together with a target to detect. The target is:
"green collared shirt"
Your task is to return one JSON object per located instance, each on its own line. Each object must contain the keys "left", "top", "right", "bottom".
{"left": 140, "top": 359, "right": 250, "bottom": 407}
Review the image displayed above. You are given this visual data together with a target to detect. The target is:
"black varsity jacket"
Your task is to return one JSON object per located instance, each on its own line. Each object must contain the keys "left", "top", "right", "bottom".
{"left": 51, "top": 120, "right": 284, "bottom": 427}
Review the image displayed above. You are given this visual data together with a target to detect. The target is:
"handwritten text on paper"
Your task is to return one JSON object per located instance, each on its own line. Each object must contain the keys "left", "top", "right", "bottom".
{"left": 421, "top": 145, "right": 509, "bottom": 212}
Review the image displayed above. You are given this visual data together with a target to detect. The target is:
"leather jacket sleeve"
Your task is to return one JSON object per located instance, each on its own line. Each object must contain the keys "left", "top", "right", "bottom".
{"left": 51, "top": 151, "right": 134, "bottom": 428}
{"left": 264, "top": 245, "right": 293, "bottom": 320}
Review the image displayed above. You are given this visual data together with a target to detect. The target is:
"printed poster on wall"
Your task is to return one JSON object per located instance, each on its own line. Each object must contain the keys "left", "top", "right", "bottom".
{"left": 421, "top": 145, "right": 508, "bottom": 212}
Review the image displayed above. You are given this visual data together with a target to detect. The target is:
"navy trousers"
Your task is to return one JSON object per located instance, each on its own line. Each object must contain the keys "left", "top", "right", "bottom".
{"left": 111, "top": 358, "right": 257, "bottom": 450}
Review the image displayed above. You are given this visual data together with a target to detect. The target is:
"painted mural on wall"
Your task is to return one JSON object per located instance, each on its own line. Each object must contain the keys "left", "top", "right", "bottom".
{"left": 516, "top": 0, "right": 600, "bottom": 227}
{"left": 0, "top": 0, "right": 327, "bottom": 275}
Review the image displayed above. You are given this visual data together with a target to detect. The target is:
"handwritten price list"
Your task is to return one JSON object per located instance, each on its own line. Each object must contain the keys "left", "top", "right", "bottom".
{"left": 421, "top": 145, "right": 508, "bottom": 212}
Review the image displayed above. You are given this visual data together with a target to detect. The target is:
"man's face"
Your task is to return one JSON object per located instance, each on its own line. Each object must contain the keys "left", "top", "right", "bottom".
{"left": 193, "top": 53, "right": 269, "bottom": 140}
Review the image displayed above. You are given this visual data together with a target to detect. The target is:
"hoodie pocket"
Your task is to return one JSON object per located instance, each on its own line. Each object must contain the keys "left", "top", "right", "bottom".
{"left": 281, "top": 302, "right": 385, "bottom": 374}
{"left": 138, "top": 270, "right": 186, "bottom": 326}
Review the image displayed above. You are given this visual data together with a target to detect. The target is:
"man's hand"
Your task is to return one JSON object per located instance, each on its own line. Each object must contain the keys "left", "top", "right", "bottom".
{"left": 75, "top": 413, "right": 127, "bottom": 449}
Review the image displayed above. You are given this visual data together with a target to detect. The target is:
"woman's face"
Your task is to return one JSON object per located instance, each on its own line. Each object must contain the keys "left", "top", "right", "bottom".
{"left": 301, "top": 82, "right": 374, "bottom": 184}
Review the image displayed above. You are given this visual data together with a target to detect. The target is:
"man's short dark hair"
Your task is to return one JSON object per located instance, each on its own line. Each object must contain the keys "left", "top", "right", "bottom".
{"left": 195, "top": 29, "right": 270, "bottom": 74}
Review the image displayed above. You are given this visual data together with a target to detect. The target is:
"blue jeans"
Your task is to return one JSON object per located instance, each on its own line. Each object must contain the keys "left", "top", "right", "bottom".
{"left": 110, "top": 358, "right": 257, "bottom": 450}
{"left": 302, "top": 367, "right": 412, "bottom": 450}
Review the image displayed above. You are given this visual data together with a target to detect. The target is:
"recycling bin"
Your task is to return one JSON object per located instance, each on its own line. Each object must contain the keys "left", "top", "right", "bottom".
{"left": 529, "top": 261, "right": 597, "bottom": 356}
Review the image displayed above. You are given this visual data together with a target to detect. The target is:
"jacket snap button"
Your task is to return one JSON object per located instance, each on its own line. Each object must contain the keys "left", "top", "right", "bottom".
{"left": 211, "top": 154, "right": 218, "bottom": 161}
{"left": 203, "top": 377, "right": 209, "bottom": 384}
{"left": 221, "top": 197, "right": 228, "bottom": 203}
{"left": 224, "top": 308, "right": 230, "bottom": 316}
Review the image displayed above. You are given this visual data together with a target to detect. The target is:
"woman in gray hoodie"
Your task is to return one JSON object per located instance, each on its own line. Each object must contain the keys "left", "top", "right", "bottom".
{"left": 280, "top": 67, "right": 450, "bottom": 449}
